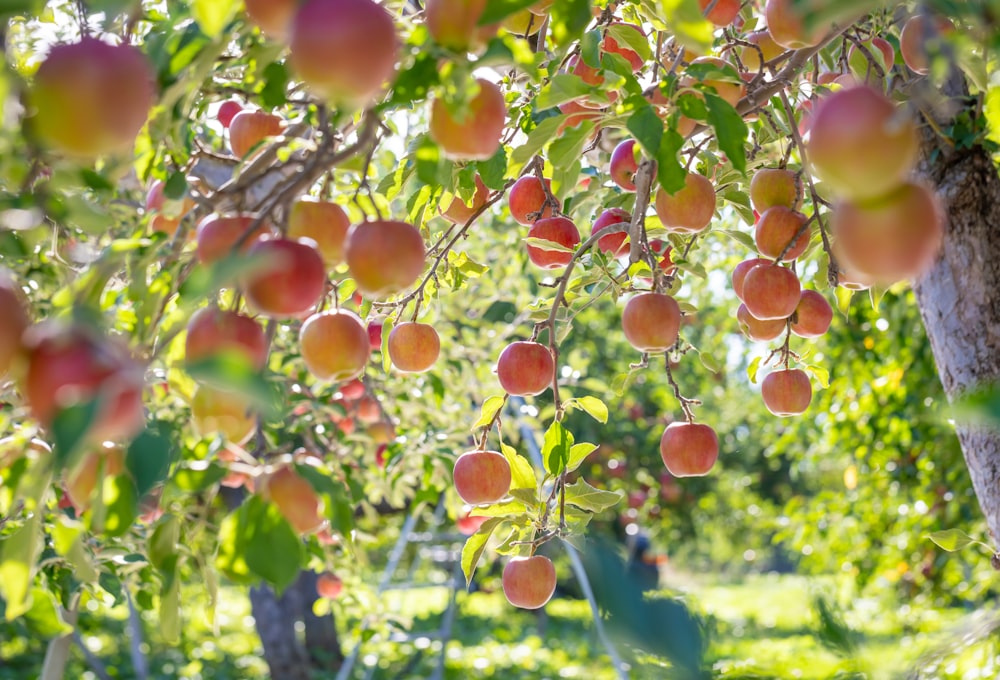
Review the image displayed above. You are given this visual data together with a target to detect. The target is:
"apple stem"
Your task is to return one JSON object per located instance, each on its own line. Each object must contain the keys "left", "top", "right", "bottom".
{"left": 665, "top": 354, "right": 698, "bottom": 424}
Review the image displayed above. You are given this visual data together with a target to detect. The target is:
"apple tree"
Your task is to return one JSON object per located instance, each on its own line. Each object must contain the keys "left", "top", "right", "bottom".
{"left": 0, "top": 0, "right": 998, "bottom": 677}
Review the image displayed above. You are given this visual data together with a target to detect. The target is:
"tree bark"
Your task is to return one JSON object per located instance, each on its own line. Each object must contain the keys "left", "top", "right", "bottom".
{"left": 912, "top": 79, "right": 1000, "bottom": 543}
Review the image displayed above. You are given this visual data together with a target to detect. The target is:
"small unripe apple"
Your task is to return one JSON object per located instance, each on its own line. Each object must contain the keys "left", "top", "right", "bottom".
{"left": 0, "top": 271, "right": 29, "bottom": 377}
{"left": 265, "top": 465, "right": 325, "bottom": 534}
{"left": 442, "top": 175, "right": 489, "bottom": 225}
{"left": 761, "top": 369, "right": 812, "bottom": 416}
{"left": 654, "top": 173, "right": 716, "bottom": 234}
{"left": 29, "top": 38, "right": 155, "bottom": 158}
{"left": 345, "top": 221, "right": 426, "bottom": 298}
{"left": 765, "top": 0, "right": 826, "bottom": 49}
{"left": 502, "top": 555, "right": 557, "bottom": 609}
{"left": 185, "top": 307, "right": 269, "bottom": 371}
{"left": 290, "top": 0, "right": 399, "bottom": 108}
{"left": 791, "top": 290, "right": 833, "bottom": 338}
{"left": 621, "top": 293, "right": 681, "bottom": 352}
{"left": 388, "top": 322, "right": 440, "bottom": 373}
{"left": 526, "top": 217, "right": 581, "bottom": 269}
{"left": 698, "top": 0, "right": 740, "bottom": 26}
{"left": 750, "top": 168, "right": 800, "bottom": 213}
{"left": 453, "top": 450, "right": 511, "bottom": 504}
{"left": 754, "top": 206, "right": 811, "bottom": 261}
{"left": 229, "top": 110, "right": 285, "bottom": 158}
{"left": 300, "top": 310, "right": 370, "bottom": 381}
{"left": 509, "top": 176, "right": 559, "bottom": 225}
{"left": 288, "top": 198, "right": 351, "bottom": 267}
{"left": 430, "top": 78, "right": 506, "bottom": 161}
{"left": 195, "top": 214, "right": 274, "bottom": 265}
{"left": 609, "top": 140, "right": 640, "bottom": 191}
{"left": 659, "top": 422, "right": 719, "bottom": 477}
{"left": 741, "top": 264, "right": 801, "bottom": 320}
{"left": 732, "top": 258, "right": 773, "bottom": 302}
{"left": 592, "top": 208, "right": 632, "bottom": 257}
{"left": 497, "top": 341, "right": 554, "bottom": 396}
{"left": 191, "top": 385, "right": 256, "bottom": 445}
{"left": 737, "top": 303, "right": 786, "bottom": 342}
{"left": 808, "top": 86, "right": 918, "bottom": 202}
{"left": 243, "top": 238, "right": 327, "bottom": 318}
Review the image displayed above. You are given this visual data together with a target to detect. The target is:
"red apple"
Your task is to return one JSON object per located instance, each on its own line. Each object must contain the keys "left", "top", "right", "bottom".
{"left": 367, "top": 322, "right": 383, "bottom": 351}
{"left": 146, "top": 180, "right": 194, "bottom": 236}
{"left": 526, "top": 217, "right": 581, "bottom": 269}
{"left": 317, "top": 572, "right": 343, "bottom": 599}
{"left": 659, "top": 422, "right": 718, "bottom": 477}
{"left": 356, "top": 395, "right": 381, "bottom": 424}
{"left": 290, "top": 0, "right": 399, "bottom": 108}
{"left": 456, "top": 505, "right": 489, "bottom": 535}
{"left": 0, "top": 271, "right": 29, "bottom": 377}
{"left": 621, "top": 293, "right": 681, "bottom": 353}
{"left": 761, "top": 368, "right": 812, "bottom": 416}
{"left": 388, "top": 322, "right": 440, "bottom": 373}
{"left": 754, "top": 206, "right": 811, "bottom": 261}
{"left": 654, "top": 173, "right": 716, "bottom": 234}
{"left": 737, "top": 303, "right": 787, "bottom": 342}
{"left": 442, "top": 175, "right": 489, "bottom": 224}
{"left": 217, "top": 100, "right": 243, "bottom": 128}
{"left": 609, "top": 140, "right": 640, "bottom": 191}
{"left": 603, "top": 23, "right": 646, "bottom": 72}
{"left": 185, "top": 307, "right": 269, "bottom": 371}
{"left": 699, "top": 0, "right": 740, "bottom": 26}
{"left": 497, "top": 341, "right": 554, "bottom": 396}
{"left": 766, "top": 0, "right": 826, "bottom": 49}
{"left": 808, "top": 86, "right": 918, "bottom": 202}
{"left": 900, "top": 15, "right": 953, "bottom": 75}
{"left": 750, "top": 168, "right": 800, "bottom": 213}
{"left": 245, "top": 0, "right": 297, "bottom": 37}
{"left": 229, "top": 110, "right": 285, "bottom": 158}
{"left": 430, "top": 78, "right": 506, "bottom": 161}
{"left": 592, "top": 208, "right": 631, "bottom": 257}
{"left": 265, "top": 465, "right": 324, "bottom": 534}
{"left": 288, "top": 198, "right": 351, "bottom": 267}
{"left": 502, "top": 555, "right": 557, "bottom": 609}
{"left": 741, "top": 263, "right": 801, "bottom": 320}
{"left": 243, "top": 238, "right": 327, "bottom": 318}
{"left": 791, "top": 290, "right": 833, "bottom": 338}
{"left": 344, "top": 221, "right": 426, "bottom": 298}
{"left": 453, "top": 450, "right": 511, "bottom": 504}
{"left": 299, "top": 310, "right": 371, "bottom": 381}
{"left": 732, "top": 258, "right": 773, "bottom": 302}
{"left": 425, "top": 0, "right": 495, "bottom": 51}
{"left": 29, "top": 38, "right": 154, "bottom": 158}
{"left": 195, "top": 214, "right": 274, "bottom": 265}
{"left": 509, "top": 176, "right": 559, "bottom": 226}
{"left": 339, "top": 378, "right": 366, "bottom": 401}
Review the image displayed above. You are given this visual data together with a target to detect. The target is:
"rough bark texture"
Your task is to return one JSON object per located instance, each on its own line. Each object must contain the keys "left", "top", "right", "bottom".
{"left": 250, "top": 584, "right": 312, "bottom": 680}
{"left": 912, "top": 79, "right": 1000, "bottom": 543}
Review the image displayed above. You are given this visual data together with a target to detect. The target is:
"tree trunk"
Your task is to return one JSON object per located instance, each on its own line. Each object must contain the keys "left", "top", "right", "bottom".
{"left": 249, "top": 585, "right": 312, "bottom": 680}
{"left": 912, "top": 77, "right": 1000, "bottom": 544}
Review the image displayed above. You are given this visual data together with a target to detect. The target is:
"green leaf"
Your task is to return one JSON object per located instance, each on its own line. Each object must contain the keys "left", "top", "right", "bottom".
{"left": 549, "top": 120, "right": 595, "bottom": 169}
{"left": 536, "top": 74, "right": 594, "bottom": 111}
{"left": 566, "top": 443, "right": 599, "bottom": 473}
{"left": 184, "top": 354, "right": 279, "bottom": 418}
{"left": 51, "top": 400, "right": 100, "bottom": 471}
{"left": 160, "top": 577, "right": 181, "bottom": 644}
{"left": 627, "top": 101, "right": 664, "bottom": 158}
{"left": 94, "top": 474, "right": 138, "bottom": 538}
{"left": 461, "top": 517, "right": 504, "bottom": 587}
{"left": 580, "top": 29, "right": 602, "bottom": 68}
{"left": 479, "top": 0, "right": 538, "bottom": 24}
{"left": 469, "top": 500, "right": 527, "bottom": 517}
{"left": 806, "top": 364, "right": 830, "bottom": 389}
{"left": 260, "top": 62, "right": 289, "bottom": 110}
{"left": 927, "top": 529, "right": 982, "bottom": 553}
{"left": 747, "top": 356, "right": 762, "bottom": 384}
{"left": 163, "top": 171, "right": 188, "bottom": 201}
{"left": 605, "top": 23, "right": 653, "bottom": 62}
{"left": 511, "top": 116, "right": 566, "bottom": 165}
{"left": 217, "top": 496, "right": 303, "bottom": 592}
{"left": 704, "top": 92, "right": 748, "bottom": 174}
{"left": 24, "top": 588, "right": 72, "bottom": 638}
{"left": 657, "top": 129, "right": 686, "bottom": 193}
{"left": 170, "top": 461, "right": 228, "bottom": 492}
{"left": 477, "top": 147, "right": 508, "bottom": 191}
{"left": 126, "top": 423, "right": 176, "bottom": 499}
{"left": 549, "top": 0, "right": 593, "bottom": 46}
{"left": 0, "top": 513, "right": 42, "bottom": 620}
{"left": 660, "top": 0, "right": 715, "bottom": 54}
{"left": 574, "top": 396, "right": 609, "bottom": 424}
{"left": 192, "top": 0, "right": 239, "bottom": 38}
{"left": 501, "top": 443, "right": 538, "bottom": 492}
{"left": 541, "top": 421, "right": 574, "bottom": 476}
{"left": 564, "top": 479, "right": 624, "bottom": 513}
{"left": 472, "top": 396, "right": 506, "bottom": 430}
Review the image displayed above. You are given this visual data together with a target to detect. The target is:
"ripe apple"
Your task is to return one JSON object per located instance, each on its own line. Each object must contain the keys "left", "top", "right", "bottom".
{"left": 367, "top": 322, "right": 383, "bottom": 351}
{"left": 739, "top": 30, "right": 784, "bottom": 72}
{"left": 265, "top": 465, "right": 325, "bottom": 534}
{"left": 191, "top": 385, "right": 256, "bottom": 445}
{"left": 442, "top": 175, "right": 489, "bottom": 224}
{"left": 244, "top": 0, "right": 297, "bottom": 37}
{"left": 146, "top": 180, "right": 195, "bottom": 236}
{"left": 456, "top": 505, "right": 489, "bottom": 535}
{"left": 609, "top": 140, "right": 640, "bottom": 191}
{"left": 288, "top": 198, "right": 351, "bottom": 267}
{"left": 388, "top": 322, "right": 440, "bottom": 373}
{"left": 567, "top": 53, "right": 616, "bottom": 109}
{"left": 754, "top": 206, "right": 811, "bottom": 261}
{"left": 750, "top": 168, "right": 800, "bottom": 213}
{"left": 509, "top": 176, "right": 559, "bottom": 226}
{"left": 699, "top": 0, "right": 740, "bottom": 26}
{"left": 290, "top": 0, "right": 399, "bottom": 108}
{"left": 659, "top": 422, "right": 719, "bottom": 477}
{"left": 765, "top": 0, "right": 826, "bottom": 49}
{"left": 592, "top": 208, "right": 632, "bottom": 257}
{"left": 791, "top": 290, "right": 833, "bottom": 338}
{"left": 848, "top": 37, "right": 895, "bottom": 82}
{"left": 831, "top": 181, "right": 944, "bottom": 284}
{"left": 687, "top": 57, "right": 744, "bottom": 107}
{"left": 22, "top": 322, "right": 145, "bottom": 443}
{"left": 356, "top": 395, "right": 381, "bottom": 424}
{"left": 453, "top": 450, "right": 511, "bottom": 504}
{"left": 299, "top": 310, "right": 371, "bottom": 381}
{"left": 367, "top": 421, "right": 396, "bottom": 444}
{"left": 0, "top": 271, "right": 29, "bottom": 377}
{"left": 317, "top": 572, "right": 343, "bottom": 599}
{"left": 29, "top": 38, "right": 154, "bottom": 158}
{"left": 185, "top": 307, "right": 269, "bottom": 371}
{"left": 502, "top": 555, "right": 557, "bottom": 609}
{"left": 557, "top": 98, "right": 604, "bottom": 135}
{"left": 195, "top": 214, "right": 274, "bottom": 265}
{"left": 340, "top": 379, "right": 366, "bottom": 401}
{"left": 430, "top": 78, "right": 506, "bottom": 161}
{"left": 243, "top": 238, "right": 327, "bottom": 318}
{"left": 741, "top": 263, "right": 801, "bottom": 320}
{"left": 900, "top": 15, "right": 953, "bottom": 75}
{"left": 217, "top": 100, "right": 243, "bottom": 129}
{"left": 497, "top": 341, "right": 554, "bottom": 396}
{"left": 344, "top": 220, "right": 426, "bottom": 298}
{"left": 621, "top": 293, "right": 681, "bottom": 352}
{"left": 425, "top": 0, "right": 495, "bottom": 51}
{"left": 229, "top": 110, "right": 285, "bottom": 158}
{"left": 603, "top": 23, "right": 646, "bottom": 72}
{"left": 65, "top": 444, "right": 125, "bottom": 512}
{"left": 737, "top": 303, "right": 787, "bottom": 342}
{"left": 761, "top": 368, "right": 812, "bottom": 416}
{"left": 654, "top": 173, "right": 716, "bottom": 234}
{"left": 635, "top": 240, "right": 677, "bottom": 283}
{"left": 808, "top": 86, "right": 918, "bottom": 202}
{"left": 526, "top": 217, "right": 581, "bottom": 269}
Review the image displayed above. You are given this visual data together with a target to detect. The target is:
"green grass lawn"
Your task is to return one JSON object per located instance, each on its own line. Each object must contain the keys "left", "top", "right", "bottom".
{"left": 3, "top": 572, "right": 998, "bottom": 679}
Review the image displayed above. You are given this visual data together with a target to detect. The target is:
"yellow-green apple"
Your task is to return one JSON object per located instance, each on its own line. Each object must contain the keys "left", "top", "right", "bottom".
{"left": 191, "top": 385, "right": 255, "bottom": 444}
{"left": 299, "top": 310, "right": 370, "bottom": 381}
{"left": 501, "top": 9, "right": 543, "bottom": 36}
{"left": 453, "top": 450, "right": 511, "bottom": 504}
{"left": 621, "top": 293, "right": 681, "bottom": 352}
{"left": 526, "top": 217, "right": 581, "bottom": 269}
{"left": 497, "top": 341, "right": 554, "bottom": 396}
{"left": 761, "top": 368, "right": 812, "bottom": 416}
{"left": 739, "top": 30, "right": 784, "bottom": 72}
{"left": 388, "top": 322, "right": 440, "bottom": 373}
{"left": 659, "top": 422, "right": 718, "bottom": 477}
{"left": 502, "top": 555, "right": 557, "bottom": 609}
{"left": 345, "top": 220, "right": 426, "bottom": 297}
{"left": 242, "top": 238, "right": 327, "bottom": 318}
{"left": 288, "top": 198, "right": 351, "bottom": 267}
{"left": 749, "top": 168, "right": 800, "bottom": 213}
{"left": 430, "top": 78, "right": 506, "bottom": 161}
